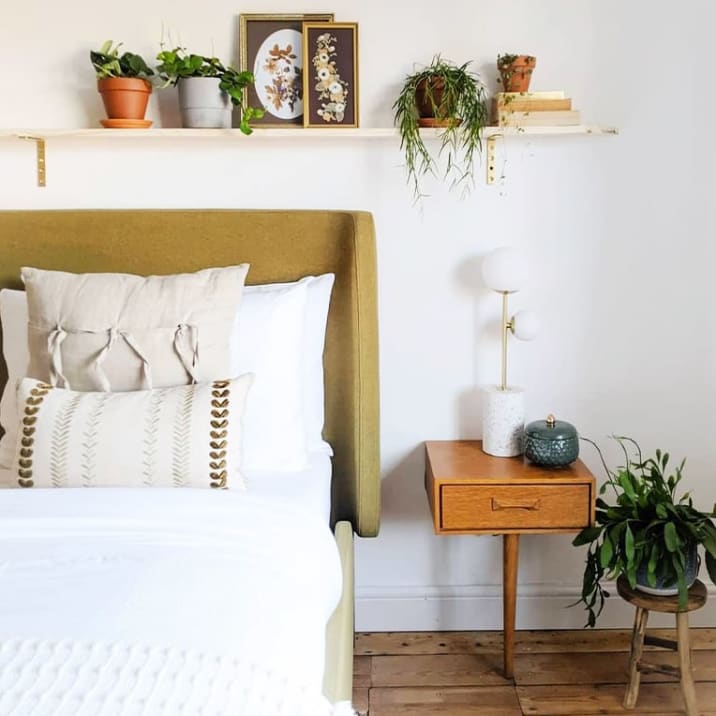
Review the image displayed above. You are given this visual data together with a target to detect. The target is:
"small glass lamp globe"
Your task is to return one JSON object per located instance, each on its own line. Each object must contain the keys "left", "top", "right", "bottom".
{"left": 511, "top": 310, "right": 541, "bottom": 341}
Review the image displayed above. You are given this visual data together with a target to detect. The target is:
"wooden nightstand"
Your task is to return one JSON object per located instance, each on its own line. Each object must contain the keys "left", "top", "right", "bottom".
{"left": 425, "top": 439, "right": 596, "bottom": 679}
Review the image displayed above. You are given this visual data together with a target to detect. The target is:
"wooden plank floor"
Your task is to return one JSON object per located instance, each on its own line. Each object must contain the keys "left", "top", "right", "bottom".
{"left": 354, "top": 630, "right": 716, "bottom": 715}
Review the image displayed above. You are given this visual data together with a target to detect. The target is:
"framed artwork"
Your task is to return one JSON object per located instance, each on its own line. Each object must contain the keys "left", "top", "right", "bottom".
{"left": 239, "top": 13, "right": 334, "bottom": 127}
{"left": 302, "top": 23, "right": 359, "bottom": 128}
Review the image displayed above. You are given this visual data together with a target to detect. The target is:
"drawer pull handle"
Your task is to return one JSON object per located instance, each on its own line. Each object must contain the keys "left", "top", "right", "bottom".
{"left": 491, "top": 498, "right": 541, "bottom": 511}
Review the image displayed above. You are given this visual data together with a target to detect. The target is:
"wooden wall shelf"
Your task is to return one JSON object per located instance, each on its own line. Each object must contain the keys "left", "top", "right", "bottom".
{"left": 1, "top": 125, "right": 617, "bottom": 139}
{"left": 2, "top": 125, "right": 619, "bottom": 187}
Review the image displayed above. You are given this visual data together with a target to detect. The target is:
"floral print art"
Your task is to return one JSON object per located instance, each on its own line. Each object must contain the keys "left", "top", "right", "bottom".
{"left": 263, "top": 43, "right": 302, "bottom": 113}
{"left": 311, "top": 33, "right": 349, "bottom": 123}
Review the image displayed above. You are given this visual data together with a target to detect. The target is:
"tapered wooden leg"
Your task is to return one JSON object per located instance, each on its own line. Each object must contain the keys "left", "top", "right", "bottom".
{"left": 502, "top": 533, "right": 519, "bottom": 679}
{"left": 677, "top": 611, "right": 699, "bottom": 716}
{"left": 624, "top": 606, "right": 649, "bottom": 709}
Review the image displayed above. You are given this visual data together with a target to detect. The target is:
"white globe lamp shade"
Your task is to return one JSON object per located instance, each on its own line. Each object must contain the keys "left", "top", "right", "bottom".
{"left": 482, "top": 247, "right": 529, "bottom": 293}
{"left": 512, "top": 310, "right": 541, "bottom": 341}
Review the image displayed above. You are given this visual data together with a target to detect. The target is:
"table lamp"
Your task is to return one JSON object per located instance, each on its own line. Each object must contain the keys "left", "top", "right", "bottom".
{"left": 481, "top": 247, "right": 540, "bottom": 457}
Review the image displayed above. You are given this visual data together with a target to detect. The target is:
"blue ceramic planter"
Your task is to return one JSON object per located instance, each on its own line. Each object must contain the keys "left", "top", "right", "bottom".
{"left": 635, "top": 543, "right": 699, "bottom": 596}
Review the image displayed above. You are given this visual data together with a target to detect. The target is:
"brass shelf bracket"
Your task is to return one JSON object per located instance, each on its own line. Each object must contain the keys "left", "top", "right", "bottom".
{"left": 486, "top": 133, "right": 501, "bottom": 185}
{"left": 16, "top": 135, "right": 47, "bottom": 187}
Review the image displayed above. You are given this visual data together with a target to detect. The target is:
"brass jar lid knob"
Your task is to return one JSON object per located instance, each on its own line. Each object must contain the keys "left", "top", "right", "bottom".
{"left": 546, "top": 414, "right": 556, "bottom": 427}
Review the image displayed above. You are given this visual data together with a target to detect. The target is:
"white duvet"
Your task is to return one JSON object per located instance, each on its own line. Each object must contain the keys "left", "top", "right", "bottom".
{"left": 0, "top": 487, "right": 343, "bottom": 716}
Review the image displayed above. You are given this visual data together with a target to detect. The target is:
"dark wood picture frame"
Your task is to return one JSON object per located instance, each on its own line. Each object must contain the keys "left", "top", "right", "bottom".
{"left": 302, "top": 22, "right": 359, "bottom": 128}
{"left": 239, "top": 13, "right": 334, "bottom": 127}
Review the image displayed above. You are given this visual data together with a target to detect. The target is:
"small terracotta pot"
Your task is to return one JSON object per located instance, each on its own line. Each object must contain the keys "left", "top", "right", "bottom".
{"left": 415, "top": 77, "right": 458, "bottom": 127}
{"left": 498, "top": 56, "right": 536, "bottom": 93}
{"left": 415, "top": 77, "right": 445, "bottom": 118}
{"left": 97, "top": 77, "right": 152, "bottom": 120}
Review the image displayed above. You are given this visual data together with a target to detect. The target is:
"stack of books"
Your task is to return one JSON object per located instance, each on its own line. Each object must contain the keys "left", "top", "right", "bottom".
{"left": 492, "top": 91, "right": 580, "bottom": 127}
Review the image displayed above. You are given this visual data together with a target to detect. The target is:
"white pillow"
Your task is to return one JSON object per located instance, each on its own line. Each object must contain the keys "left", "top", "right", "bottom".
{"left": 243, "top": 274, "right": 334, "bottom": 455}
{"left": 297, "top": 274, "right": 334, "bottom": 453}
{"left": 0, "top": 290, "right": 27, "bottom": 468}
{"left": 12, "top": 375, "right": 253, "bottom": 489}
{"left": 0, "top": 274, "right": 334, "bottom": 471}
{"left": 232, "top": 279, "right": 309, "bottom": 471}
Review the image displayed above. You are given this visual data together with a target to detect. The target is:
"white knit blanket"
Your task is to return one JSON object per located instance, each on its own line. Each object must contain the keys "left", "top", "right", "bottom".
{"left": 0, "top": 639, "right": 341, "bottom": 716}
{"left": 0, "top": 488, "right": 346, "bottom": 715}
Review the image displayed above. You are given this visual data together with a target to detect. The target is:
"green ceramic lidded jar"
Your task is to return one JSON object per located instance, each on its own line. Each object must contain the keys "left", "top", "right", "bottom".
{"left": 524, "top": 414, "right": 579, "bottom": 467}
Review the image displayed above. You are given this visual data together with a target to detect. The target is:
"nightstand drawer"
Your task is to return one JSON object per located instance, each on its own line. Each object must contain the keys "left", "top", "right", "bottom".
{"left": 440, "top": 484, "right": 591, "bottom": 531}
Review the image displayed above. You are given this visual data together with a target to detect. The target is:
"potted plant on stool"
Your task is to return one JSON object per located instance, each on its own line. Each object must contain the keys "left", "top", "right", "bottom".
{"left": 156, "top": 46, "right": 263, "bottom": 132}
{"left": 393, "top": 56, "right": 488, "bottom": 202}
{"left": 91, "top": 41, "right": 155, "bottom": 128}
{"left": 572, "top": 436, "right": 716, "bottom": 626}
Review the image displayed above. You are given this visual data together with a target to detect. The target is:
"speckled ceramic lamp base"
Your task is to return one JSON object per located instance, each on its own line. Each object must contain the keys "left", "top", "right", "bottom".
{"left": 482, "top": 386, "right": 525, "bottom": 457}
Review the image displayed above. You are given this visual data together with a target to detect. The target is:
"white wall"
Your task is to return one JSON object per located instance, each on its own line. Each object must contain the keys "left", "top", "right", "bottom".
{"left": 1, "top": 0, "right": 715, "bottom": 630}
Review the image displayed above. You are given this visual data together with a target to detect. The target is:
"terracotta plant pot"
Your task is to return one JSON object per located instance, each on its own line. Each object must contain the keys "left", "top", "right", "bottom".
{"left": 415, "top": 77, "right": 460, "bottom": 128}
{"left": 97, "top": 77, "right": 152, "bottom": 120}
{"left": 497, "top": 55, "right": 537, "bottom": 93}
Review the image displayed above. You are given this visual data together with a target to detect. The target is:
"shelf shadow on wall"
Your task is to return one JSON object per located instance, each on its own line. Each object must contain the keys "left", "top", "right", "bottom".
{"left": 379, "top": 444, "right": 432, "bottom": 525}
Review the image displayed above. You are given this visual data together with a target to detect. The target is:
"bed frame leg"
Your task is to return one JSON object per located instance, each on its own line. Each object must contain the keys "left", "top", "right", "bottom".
{"left": 323, "top": 520, "right": 355, "bottom": 706}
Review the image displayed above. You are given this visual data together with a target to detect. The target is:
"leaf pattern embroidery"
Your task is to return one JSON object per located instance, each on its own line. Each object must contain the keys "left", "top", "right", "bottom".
{"left": 142, "top": 388, "right": 166, "bottom": 486}
{"left": 50, "top": 393, "right": 82, "bottom": 487}
{"left": 81, "top": 393, "right": 109, "bottom": 487}
{"left": 171, "top": 385, "right": 194, "bottom": 487}
{"left": 209, "top": 380, "right": 230, "bottom": 489}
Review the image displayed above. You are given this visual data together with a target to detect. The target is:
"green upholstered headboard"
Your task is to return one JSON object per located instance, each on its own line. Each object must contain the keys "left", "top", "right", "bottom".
{"left": 0, "top": 210, "right": 380, "bottom": 537}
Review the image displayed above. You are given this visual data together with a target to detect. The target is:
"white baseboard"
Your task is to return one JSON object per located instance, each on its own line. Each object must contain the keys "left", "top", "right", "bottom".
{"left": 355, "top": 581, "right": 716, "bottom": 632}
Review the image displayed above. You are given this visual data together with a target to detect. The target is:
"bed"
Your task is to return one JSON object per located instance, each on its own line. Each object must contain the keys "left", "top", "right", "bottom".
{"left": 0, "top": 209, "right": 380, "bottom": 715}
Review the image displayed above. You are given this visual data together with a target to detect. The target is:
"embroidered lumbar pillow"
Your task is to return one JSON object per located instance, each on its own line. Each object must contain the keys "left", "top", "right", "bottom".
{"left": 22, "top": 265, "right": 249, "bottom": 392}
{"left": 13, "top": 375, "right": 252, "bottom": 489}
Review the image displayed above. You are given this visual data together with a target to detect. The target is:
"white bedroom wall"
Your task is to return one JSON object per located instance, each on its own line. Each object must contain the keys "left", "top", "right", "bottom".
{"left": 1, "top": 0, "right": 715, "bottom": 630}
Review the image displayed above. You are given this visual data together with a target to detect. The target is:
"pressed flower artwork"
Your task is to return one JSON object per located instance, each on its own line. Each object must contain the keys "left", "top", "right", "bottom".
{"left": 239, "top": 13, "right": 334, "bottom": 127}
{"left": 303, "top": 23, "right": 359, "bottom": 128}
{"left": 254, "top": 29, "right": 303, "bottom": 119}
{"left": 311, "top": 33, "right": 349, "bottom": 122}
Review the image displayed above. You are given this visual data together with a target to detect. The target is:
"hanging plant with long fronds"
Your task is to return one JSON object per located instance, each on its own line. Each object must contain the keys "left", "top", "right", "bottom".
{"left": 393, "top": 56, "right": 488, "bottom": 202}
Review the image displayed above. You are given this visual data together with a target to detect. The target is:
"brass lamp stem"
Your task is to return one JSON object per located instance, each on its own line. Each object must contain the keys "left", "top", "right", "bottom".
{"left": 501, "top": 291, "right": 509, "bottom": 391}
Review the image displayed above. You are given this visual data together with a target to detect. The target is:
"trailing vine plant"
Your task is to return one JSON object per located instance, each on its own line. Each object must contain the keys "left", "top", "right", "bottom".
{"left": 393, "top": 56, "right": 488, "bottom": 202}
{"left": 156, "top": 46, "right": 264, "bottom": 134}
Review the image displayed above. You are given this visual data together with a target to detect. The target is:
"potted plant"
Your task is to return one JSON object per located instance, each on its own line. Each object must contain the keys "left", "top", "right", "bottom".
{"left": 156, "top": 47, "right": 263, "bottom": 132}
{"left": 573, "top": 436, "right": 716, "bottom": 627}
{"left": 393, "top": 56, "right": 488, "bottom": 202}
{"left": 497, "top": 54, "right": 536, "bottom": 93}
{"left": 90, "top": 41, "right": 154, "bottom": 127}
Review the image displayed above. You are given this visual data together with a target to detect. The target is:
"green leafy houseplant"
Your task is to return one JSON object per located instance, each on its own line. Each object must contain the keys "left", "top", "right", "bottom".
{"left": 573, "top": 436, "right": 716, "bottom": 627}
{"left": 90, "top": 41, "right": 154, "bottom": 123}
{"left": 90, "top": 41, "right": 154, "bottom": 79}
{"left": 393, "top": 56, "right": 488, "bottom": 202}
{"left": 156, "top": 47, "right": 263, "bottom": 134}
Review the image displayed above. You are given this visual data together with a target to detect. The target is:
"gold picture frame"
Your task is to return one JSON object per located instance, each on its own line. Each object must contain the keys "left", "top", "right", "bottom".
{"left": 302, "top": 22, "right": 359, "bottom": 128}
{"left": 239, "top": 12, "right": 334, "bottom": 127}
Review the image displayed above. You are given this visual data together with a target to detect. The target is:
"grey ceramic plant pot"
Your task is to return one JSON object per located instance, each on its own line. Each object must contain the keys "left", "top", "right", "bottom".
{"left": 178, "top": 77, "right": 232, "bottom": 128}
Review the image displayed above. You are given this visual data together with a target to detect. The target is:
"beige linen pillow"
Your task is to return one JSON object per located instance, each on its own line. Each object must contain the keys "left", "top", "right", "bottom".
{"left": 22, "top": 265, "right": 249, "bottom": 392}
{"left": 13, "top": 375, "right": 253, "bottom": 489}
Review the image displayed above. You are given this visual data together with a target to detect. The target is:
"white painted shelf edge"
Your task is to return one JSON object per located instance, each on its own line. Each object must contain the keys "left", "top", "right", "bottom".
{"left": 1, "top": 125, "right": 618, "bottom": 139}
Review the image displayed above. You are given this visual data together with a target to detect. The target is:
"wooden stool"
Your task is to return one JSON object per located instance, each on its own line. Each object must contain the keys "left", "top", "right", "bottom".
{"left": 617, "top": 575, "right": 707, "bottom": 715}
